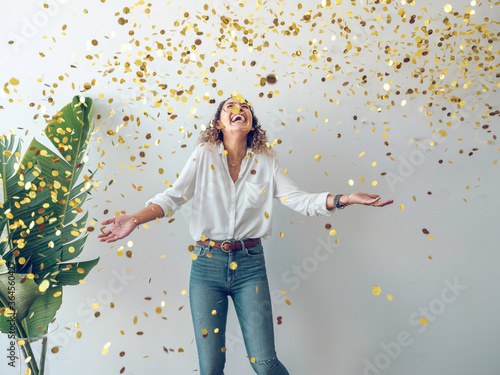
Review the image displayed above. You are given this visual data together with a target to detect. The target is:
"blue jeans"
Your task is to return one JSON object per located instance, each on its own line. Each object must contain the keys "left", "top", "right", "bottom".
{"left": 189, "top": 239, "right": 289, "bottom": 375}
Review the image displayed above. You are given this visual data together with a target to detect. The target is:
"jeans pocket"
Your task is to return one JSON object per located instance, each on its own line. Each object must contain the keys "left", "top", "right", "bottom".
{"left": 245, "top": 243, "right": 264, "bottom": 257}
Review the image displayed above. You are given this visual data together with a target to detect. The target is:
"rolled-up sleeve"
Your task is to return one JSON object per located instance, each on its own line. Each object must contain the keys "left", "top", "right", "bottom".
{"left": 145, "top": 147, "right": 198, "bottom": 218}
{"left": 273, "top": 157, "right": 335, "bottom": 217}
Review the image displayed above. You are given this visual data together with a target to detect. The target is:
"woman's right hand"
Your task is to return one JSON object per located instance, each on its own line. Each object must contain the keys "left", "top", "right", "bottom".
{"left": 98, "top": 215, "right": 137, "bottom": 243}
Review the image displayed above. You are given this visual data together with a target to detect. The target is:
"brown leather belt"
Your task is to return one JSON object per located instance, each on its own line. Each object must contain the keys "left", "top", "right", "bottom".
{"left": 196, "top": 238, "right": 261, "bottom": 252}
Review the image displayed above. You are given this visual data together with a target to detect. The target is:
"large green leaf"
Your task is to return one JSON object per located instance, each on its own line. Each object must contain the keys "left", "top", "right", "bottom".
{"left": 20, "top": 96, "right": 94, "bottom": 230}
{"left": 25, "top": 285, "right": 62, "bottom": 338}
{"left": 60, "top": 234, "right": 89, "bottom": 262}
{"left": 0, "top": 135, "right": 22, "bottom": 204}
{"left": 1, "top": 136, "right": 31, "bottom": 255}
{"left": 61, "top": 212, "right": 88, "bottom": 245}
{"left": 53, "top": 257, "right": 100, "bottom": 286}
{"left": 0, "top": 273, "right": 40, "bottom": 332}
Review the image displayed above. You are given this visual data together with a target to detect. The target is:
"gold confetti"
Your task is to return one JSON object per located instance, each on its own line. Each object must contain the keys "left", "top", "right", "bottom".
{"left": 419, "top": 317, "right": 428, "bottom": 325}
{"left": 230, "top": 262, "right": 238, "bottom": 270}
{"left": 372, "top": 286, "right": 381, "bottom": 295}
{"left": 39, "top": 279, "right": 49, "bottom": 293}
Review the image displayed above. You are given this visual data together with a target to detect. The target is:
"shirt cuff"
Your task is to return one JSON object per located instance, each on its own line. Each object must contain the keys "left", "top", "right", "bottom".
{"left": 317, "top": 192, "right": 335, "bottom": 216}
{"left": 145, "top": 197, "right": 168, "bottom": 218}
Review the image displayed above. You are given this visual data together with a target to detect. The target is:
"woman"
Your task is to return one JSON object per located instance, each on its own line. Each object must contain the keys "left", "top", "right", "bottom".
{"left": 98, "top": 95, "right": 393, "bottom": 374}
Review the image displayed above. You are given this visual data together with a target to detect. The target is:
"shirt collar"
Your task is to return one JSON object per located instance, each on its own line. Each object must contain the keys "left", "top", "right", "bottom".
{"left": 217, "top": 142, "right": 253, "bottom": 156}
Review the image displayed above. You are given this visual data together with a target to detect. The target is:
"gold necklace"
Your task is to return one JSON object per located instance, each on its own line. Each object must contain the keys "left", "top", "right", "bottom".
{"left": 229, "top": 159, "right": 243, "bottom": 167}
{"left": 228, "top": 154, "right": 246, "bottom": 167}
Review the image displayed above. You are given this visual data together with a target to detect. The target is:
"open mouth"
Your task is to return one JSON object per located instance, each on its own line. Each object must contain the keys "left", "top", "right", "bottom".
{"left": 231, "top": 114, "right": 246, "bottom": 123}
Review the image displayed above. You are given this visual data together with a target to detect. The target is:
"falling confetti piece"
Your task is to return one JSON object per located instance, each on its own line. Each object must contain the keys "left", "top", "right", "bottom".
{"left": 420, "top": 317, "right": 428, "bottom": 325}
{"left": 230, "top": 262, "right": 238, "bottom": 270}
{"left": 387, "top": 295, "right": 393, "bottom": 301}
{"left": 372, "top": 286, "right": 381, "bottom": 295}
{"left": 266, "top": 74, "right": 278, "bottom": 84}
{"left": 39, "top": 279, "right": 50, "bottom": 293}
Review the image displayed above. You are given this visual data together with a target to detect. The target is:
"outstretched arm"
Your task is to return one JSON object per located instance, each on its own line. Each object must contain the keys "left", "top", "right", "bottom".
{"left": 97, "top": 203, "right": 164, "bottom": 243}
{"left": 98, "top": 146, "right": 199, "bottom": 243}
{"left": 326, "top": 193, "right": 393, "bottom": 210}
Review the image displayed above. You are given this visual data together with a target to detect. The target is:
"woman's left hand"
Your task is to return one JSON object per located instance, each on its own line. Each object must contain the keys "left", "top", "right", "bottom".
{"left": 344, "top": 192, "right": 393, "bottom": 207}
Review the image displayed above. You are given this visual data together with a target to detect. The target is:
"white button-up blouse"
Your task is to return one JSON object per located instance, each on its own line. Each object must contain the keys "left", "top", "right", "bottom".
{"left": 146, "top": 142, "right": 335, "bottom": 241}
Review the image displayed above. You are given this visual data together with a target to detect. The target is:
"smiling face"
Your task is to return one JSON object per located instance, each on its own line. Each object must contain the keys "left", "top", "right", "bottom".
{"left": 216, "top": 98, "right": 254, "bottom": 134}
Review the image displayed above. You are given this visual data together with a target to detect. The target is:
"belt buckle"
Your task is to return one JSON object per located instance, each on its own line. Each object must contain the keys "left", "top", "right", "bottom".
{"left": 221, "top": 240, "right": 232, "bottom": 253}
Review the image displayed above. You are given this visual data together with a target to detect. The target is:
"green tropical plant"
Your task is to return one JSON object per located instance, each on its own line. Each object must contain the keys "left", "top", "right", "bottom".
{"left": 0, "top": 95, "right": 99, "bottom": 375}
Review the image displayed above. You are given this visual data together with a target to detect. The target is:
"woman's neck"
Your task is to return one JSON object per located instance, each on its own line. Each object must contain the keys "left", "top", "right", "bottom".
{"left": 223, "top": 137, "right": 248, "bottom": 163}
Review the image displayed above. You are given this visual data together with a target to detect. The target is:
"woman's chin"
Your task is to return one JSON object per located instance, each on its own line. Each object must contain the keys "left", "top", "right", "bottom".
{"left": 229, "top": 122, "right": 252, "bottom": 131}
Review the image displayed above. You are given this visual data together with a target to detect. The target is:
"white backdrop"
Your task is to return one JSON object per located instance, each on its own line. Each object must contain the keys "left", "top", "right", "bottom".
{"left": 1, "top": 0, "right": 499, "bottom": 374}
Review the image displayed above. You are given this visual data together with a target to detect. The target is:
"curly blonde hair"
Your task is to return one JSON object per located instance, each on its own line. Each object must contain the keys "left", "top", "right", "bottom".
{"left": 198, "top": 97, "right": 275, "bottom": 156}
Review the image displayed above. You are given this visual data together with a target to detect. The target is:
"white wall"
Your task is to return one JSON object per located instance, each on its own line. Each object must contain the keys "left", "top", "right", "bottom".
{"left": 1, "top": 0, "right": 499, "bottom": 374}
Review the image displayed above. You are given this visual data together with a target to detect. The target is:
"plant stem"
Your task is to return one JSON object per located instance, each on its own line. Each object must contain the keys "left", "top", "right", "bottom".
{"left": 39, "top": 338, "right": 48, "bottom": 375}
{"left": 15, "top": 325, "right": 39, "bottom": 375}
